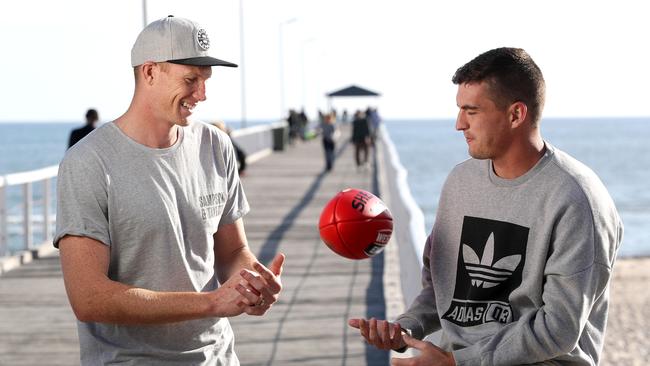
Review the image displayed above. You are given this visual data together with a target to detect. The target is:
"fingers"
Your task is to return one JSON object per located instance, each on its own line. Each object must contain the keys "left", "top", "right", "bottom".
{"left": 352, "top": 318, "right": 400, "bottom": 350}
{"left": 232, "top": 255, "right": 286, "bottom": 317}
{"left": 402, "top": 333, "right": 423, "bottom": 349}
{"left": 268, "top": 252, "right": 285, "bottom": 276}
{"left": 392, "top": 323, "right": 405, "bottom": 349}
{"left": 251, "top": 258, "right": 283, "bottom": 294}
{"left": 239, "top": 269, "right": 267, "bottom": 294}
{"left": 234, "top": 271, "right": 262, "bottom": 306}
{"left": 237, "top": 266, "right": 280, "bottom": 316}
{"left": 359, "top": 318, "right": 369, "bottom": 340}
{"left": 379, "top": 320, "right": 393, "bottom": 349}
{"left": 368, "top": 318, "right": 380, "bottom": 346}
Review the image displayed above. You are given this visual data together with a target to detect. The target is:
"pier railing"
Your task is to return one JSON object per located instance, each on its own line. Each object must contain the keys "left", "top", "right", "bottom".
{"left": 230, "top": 121, "right": 289, "bottom": 163}
{"left": 0, "top": 166, "right": 58, "bottom": 259}
{"left": 0, "top": 121, "right": 289, "bottom": 265}
{"left": 377, "top": 125, "right": 427, "bottom": 306}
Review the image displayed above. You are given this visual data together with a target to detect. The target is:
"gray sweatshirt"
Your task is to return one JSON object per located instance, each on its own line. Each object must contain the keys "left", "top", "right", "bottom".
{"left": 396, "top": 143, "right": 623, "bottom": 365}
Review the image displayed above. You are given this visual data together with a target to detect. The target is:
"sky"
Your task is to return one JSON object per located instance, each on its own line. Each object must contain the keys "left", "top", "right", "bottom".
{"left": 1, "top": 0, "right": 648, "bottom": 123}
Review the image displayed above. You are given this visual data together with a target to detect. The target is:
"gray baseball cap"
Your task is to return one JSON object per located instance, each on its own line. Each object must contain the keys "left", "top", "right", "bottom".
{"left": 131, "top": 15, "right": 237, "bottom": 68}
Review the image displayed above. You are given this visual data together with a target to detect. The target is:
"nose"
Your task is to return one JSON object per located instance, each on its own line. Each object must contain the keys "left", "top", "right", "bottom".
{"left": 455, "top": 110, "right": 467, "bottom": 131}
{"left": 194, "top": 81, "right": 207, "bottom": 102}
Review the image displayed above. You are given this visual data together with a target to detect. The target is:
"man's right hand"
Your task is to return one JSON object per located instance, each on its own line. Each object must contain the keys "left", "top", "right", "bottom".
{"left": 208, "top": 269, "right": 259, "bottom": 317}
{"left": 348, "top": 318, "right": 407, "bottom": 351}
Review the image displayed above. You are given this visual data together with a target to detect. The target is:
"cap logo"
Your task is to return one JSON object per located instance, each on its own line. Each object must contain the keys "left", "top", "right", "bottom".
{"left": 196, "top": 28, "right": 210, "bottom": 50}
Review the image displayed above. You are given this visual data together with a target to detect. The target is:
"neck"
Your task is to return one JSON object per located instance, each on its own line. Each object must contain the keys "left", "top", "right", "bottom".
{"left": 492, "top": 133, "right": 545, "bottom": 179}
{"left": 114, "top": 108, "right": 179, "bottom": 149}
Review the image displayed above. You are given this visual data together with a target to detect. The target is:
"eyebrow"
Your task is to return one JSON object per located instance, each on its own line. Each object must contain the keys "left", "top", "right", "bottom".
{"left": 184, "top": 71, "right": 212, "bottom": 80}
{"left": 458, "top": 104, "right": 479, "bottom": 111}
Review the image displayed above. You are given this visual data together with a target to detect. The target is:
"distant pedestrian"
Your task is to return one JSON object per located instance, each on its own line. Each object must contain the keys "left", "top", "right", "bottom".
{"left": 366, "top": 107, "right": 381, "bottom": 146}
{"left": 299, "top": 108, "right": 309, "bottom": 140}
{"left": 68, "top": 109, "right": 99, "bottom": 148}
{"left": 213, "top": 121, "right": 247, "bottom": 176}
{"left": 351, "top": 110, "right": 371, "bottom": 168}
{"left": 320, "top": 113, "right": 338, "bottom": 171}
{"left": 287, "top": 109, "right": 301, "bottom": 145}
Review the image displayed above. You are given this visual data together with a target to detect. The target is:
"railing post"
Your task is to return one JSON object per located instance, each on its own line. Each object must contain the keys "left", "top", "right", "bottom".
{"left": 43, "top": 178, "right": 51, "bottom": 243}
{"left": 0, "top": 184, "right": 6, "bottom": 257}
{"left": 23, "top": 182, "right": 33, "bottom": 250}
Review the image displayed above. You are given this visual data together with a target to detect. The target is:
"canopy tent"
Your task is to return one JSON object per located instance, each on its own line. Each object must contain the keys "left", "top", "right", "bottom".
{"left": 326, "top": 85, "right": 380, "bottom": 97}
{"left": 325, "top": 85, "right": 381, "bottom": 117}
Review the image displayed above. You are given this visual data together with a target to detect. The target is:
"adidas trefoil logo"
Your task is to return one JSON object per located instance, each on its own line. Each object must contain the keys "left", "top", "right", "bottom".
{"left": 463, "top": 233, "right": 521, "bottom": 288}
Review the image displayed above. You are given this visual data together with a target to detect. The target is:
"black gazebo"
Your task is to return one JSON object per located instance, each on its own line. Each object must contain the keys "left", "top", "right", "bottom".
{"left": 326, "top": 85, "right": 380, "bottom": 97}
{"left": 325, "top": 85, "right": 381, "bottom": 113}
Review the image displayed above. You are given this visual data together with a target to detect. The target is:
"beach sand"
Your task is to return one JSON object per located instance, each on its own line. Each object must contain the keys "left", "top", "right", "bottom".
{"left": 601, "top": 257, "right": 650, "bottom": 365}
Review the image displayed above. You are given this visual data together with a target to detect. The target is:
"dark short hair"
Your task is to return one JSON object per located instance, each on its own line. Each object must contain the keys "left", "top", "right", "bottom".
{"left": 85, "top": 109, "right": 98, "bottom": 120}
{"left": 452, "top": 47, "right": 546, "bottom": 125}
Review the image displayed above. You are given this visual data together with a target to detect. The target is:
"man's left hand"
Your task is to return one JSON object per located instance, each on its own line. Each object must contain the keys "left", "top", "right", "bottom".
{"left": 391, "top": 334, "right": 455, "bottom": 366}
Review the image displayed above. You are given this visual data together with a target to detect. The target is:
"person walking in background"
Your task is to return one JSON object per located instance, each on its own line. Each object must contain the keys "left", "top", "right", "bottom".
{"left": 287, "top": 109, "right": 300, "bottom": 145}
{"left": 366, "top": 107, "right": 381, "bottom": 147}
{"left": 67, "top": 108, "right": 99, "bottom": 148}
{"left": 319, "top": 113, "right": 338, "bottom": 172}
{"left": 341, "top": 109, "right": 349, "bottom": 124}
{"left": 213, "top": 121, "right": 247, "bottom": 176}
{"left": 54, "top": 16, "right": 284, "bottom": 365}
{"left": 349, "top": 47, "right": 622, "bottom": 365}
{"left": 351, "top": 110, "right": 371, "bottom": 169}
{"left": 298, "top": 108, "right": 309, "bottom": 141}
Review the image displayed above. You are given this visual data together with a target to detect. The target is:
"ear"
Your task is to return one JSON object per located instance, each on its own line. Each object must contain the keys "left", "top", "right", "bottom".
{"left": 139, "top": 62, "right": 157, "bottom": 86}
{"left": 509, "top": 102, "right": 528, "bottom": 128}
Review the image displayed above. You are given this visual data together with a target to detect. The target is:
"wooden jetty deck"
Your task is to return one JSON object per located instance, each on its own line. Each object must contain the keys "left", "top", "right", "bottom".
{"left": 0, "top": 130, "right": 398, "bottom": 366}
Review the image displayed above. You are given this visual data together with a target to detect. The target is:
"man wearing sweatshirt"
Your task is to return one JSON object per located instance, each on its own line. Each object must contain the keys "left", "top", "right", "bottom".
{"left": 349, "top": 47, "right": 623, "bottom": 365}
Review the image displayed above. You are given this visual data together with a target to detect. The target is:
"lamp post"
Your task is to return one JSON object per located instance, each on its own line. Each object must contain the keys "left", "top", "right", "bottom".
{"left": 301, "top": 37, "right": 317, "bottom": 112}
{"left": 142, "top": 0, "right": 148, "bottom": 28}
{"left": 278, "top": 18, "right": 297, "bottom": 120}
{"left": 239, "top": 0, "right": 247, "bottom": 128}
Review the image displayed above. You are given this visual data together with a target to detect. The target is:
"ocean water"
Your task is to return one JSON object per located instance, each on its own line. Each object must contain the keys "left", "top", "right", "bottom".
{"left": 1, "top": 118, "right": 648, "bottom": 257}
{"left": 0, "top": 120, "right": 272, "bottom": 253}
{"left": 384, "top": 117, "right": 650, "bottom": 258}
{"left": 0, "top": 120, "right": 272, "bottom": 175}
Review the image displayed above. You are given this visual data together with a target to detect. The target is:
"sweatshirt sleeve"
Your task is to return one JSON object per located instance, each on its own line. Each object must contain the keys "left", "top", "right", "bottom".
{"left": 395, "top": 233, "right": 442, "bottom": 340}
{"left": 451, "top": 194, "right": 622, "bottom": 365}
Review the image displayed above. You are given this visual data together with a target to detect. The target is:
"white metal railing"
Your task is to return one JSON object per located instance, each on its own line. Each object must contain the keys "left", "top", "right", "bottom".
{"left": 0, "top": 165, "right": 59, "bottom": 257}
{"left": 377, "top": 124, "right": 428, "bottom": 306}
{"left": 231, "top": 121, "right": 288, "bottom": 163}
{"left": 378, "top": 124, "right": 443, "bottom": 344}
{"left": 0, "top": 122, "right": 289, "bottom": 259}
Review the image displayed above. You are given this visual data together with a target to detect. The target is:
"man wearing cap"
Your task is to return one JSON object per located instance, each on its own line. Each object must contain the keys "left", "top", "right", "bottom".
{"left": 54, "top": 16, "right": 284, "bottom": 365}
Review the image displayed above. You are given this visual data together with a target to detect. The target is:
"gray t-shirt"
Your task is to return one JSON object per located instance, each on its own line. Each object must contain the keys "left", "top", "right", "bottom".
{"left": 54, "top": 121, "right": 249, "bottom": 365}
{"left": 396, "top": 143, "right": 623, "bottom": 365}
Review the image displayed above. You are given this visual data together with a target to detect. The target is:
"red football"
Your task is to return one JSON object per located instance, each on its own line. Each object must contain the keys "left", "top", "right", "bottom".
{"left": 318, "top": 188, "right": 393, "bottom": 260}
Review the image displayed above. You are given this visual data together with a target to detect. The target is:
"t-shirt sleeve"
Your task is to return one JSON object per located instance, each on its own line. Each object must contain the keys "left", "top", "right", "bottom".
{"left": 216, "top": 133, "right": 250, "bottom": 227}
{"left": 53, "top": 149, "right": 110, "bottom": 248}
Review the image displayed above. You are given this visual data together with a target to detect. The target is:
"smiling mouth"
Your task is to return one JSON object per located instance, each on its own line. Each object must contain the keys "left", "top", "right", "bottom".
{"left": 181, "top": 101, "right": 196, "bottom": 111}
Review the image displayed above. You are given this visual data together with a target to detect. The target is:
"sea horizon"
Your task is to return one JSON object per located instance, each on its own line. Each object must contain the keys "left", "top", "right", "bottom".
{"left": 1, "top": 116, "right": 649, "bottom": 258}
